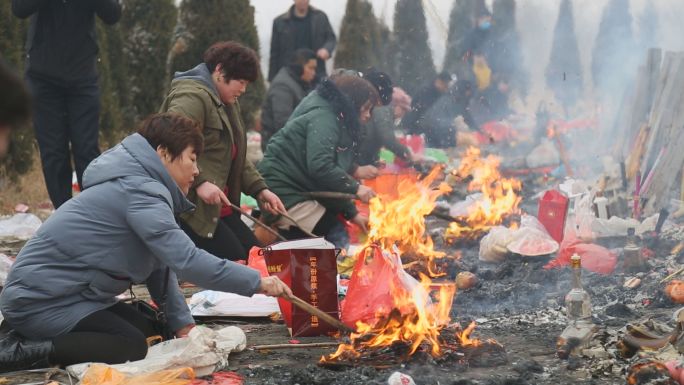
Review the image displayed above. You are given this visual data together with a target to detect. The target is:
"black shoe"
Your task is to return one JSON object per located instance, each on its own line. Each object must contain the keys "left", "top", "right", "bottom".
{"left": 0, "top": 327, "right": 53, "bottom": 373}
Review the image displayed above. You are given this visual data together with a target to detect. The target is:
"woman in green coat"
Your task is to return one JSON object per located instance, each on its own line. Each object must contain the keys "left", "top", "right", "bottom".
{"left": 160, "top": 41, "right": 285, "bottom": 260}
{"left": 258, "top": 74, "right": 378, "bottom": 241}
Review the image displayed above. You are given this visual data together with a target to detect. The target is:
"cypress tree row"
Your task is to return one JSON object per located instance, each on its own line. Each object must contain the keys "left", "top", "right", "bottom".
{"left": 491, "top": 0, "right": 528, "bottom": 95}
{"left": 170, "top": 0, "right": 265, "bottom": 130}
{"left": 335, "top": 0, "right": 382, "bottom": 71}
{"left": 121, "top": 0, "right": 177, "bottom": 121}
{"left": 545, "top": 0, "right": 583, "bottom": 110}
{"left": 442, "top": 0, "right": 486, "bottom": 77}
{"left": 0, "top": 2, "right": 33, "bottom": 177}
{"left": 392, "top": 0, "right": 436, "bottom": 96}
{"left": 591, "top": 0, "right": 635, "bottom": 97}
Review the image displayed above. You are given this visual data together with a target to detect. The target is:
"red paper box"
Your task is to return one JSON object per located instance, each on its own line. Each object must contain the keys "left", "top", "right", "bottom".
{"left": 538, "top": 189, "right": 569, "bottom": 243}
{"left": 263, "top": 238, "right": 339, "bottom": 337}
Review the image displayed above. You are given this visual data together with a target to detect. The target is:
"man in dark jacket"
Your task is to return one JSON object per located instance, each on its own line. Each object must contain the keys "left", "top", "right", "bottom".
{"left": 261, "top": 48, "right": 316, "bottom": 151}
{"left": 12, "top": 0, "right": 121, "bottom": 208}
{"left": 268, "top": 0, "right": 336, "bottom": 82}
{"left": 422, "top": 80, "right": 477, "bottom": 149}
{"left": 402, "top": 71, "right": 451, "bottom": 135}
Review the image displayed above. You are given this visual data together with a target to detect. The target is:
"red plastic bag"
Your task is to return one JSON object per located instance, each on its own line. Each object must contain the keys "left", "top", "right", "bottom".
{"left": 247, "top": 246, "right": 269, "bottom": 278}
{"left": 537, "top": 189, "right": 569, "bottom": 243}
{"left": 341, "top": 245, "right": 418, "bottom": 328}
{"left": 544, "top": 230, "right": 617, "bottom": 275}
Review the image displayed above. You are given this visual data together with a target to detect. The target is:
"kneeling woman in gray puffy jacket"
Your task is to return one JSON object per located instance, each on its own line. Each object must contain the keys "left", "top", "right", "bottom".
{"left": 0, "top": 113, "right": 291, "bottom": 371}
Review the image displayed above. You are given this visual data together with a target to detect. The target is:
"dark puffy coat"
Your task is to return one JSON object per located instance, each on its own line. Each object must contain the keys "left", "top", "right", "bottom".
{"left": 260, "top": 67, "right": 311, "bottom": 150}
{"left": 268, "top": 5, "right": 336, "bottom": 81}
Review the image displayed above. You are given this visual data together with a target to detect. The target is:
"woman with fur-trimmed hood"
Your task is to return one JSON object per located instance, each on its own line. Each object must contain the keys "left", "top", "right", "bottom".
{"left": 258, "top": 74, "right": 379, "bottom": 241}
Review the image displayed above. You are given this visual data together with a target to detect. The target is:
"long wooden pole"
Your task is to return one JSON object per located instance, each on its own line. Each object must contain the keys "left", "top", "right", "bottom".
{"left": 285, "top": 293, "right": 356, "bottom": 333}
{"left": 229, "top": 203, "right": 286, "bottom": 242}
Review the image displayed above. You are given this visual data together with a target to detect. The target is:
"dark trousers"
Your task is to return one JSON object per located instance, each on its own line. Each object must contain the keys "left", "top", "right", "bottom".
{"left": 26, "top": 74, "right": 100, "bottom": 208}
{"left": 181, "top": 212, "right": 260, "bottom": 261}
{"left": 50, "top": 302, "right": 156, "bottom": 366}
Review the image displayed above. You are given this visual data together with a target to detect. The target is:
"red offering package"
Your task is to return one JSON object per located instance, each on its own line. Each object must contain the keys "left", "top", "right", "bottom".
{"left": 538, "top": 189, "right": 569, "bottom": 243}
{"left": 263, "top": 238, "right": 339, "bottom": 337}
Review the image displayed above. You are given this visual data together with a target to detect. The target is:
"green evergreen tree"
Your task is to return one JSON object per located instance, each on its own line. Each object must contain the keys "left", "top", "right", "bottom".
{"left": 443, "top": 0, "right": 486, "bottom": 77}
{"left": 170, "top": 0, "right": 265, "bottom": 130}
{"left": 121, "top": 0, "right": 177, "bottom": 121}
{"left": 0, "top": 2, "right": 34, "bottom": 178}
{"left": 591, "top": 0, "right": 635, "bottom": 97}
{"left": 491, "top": 0, "right": 528, "bottom": 95}
{"left": 335, "top": 0, "right": 381, "bottom": 71}
{"left": 374, "top": 20, "right": 394, "bottom": 76}
{"left": 545, "top": 0, "right": 583, "bottom": 109}
{"left": 392, "top": 0, "right": 436, "bottom": 96}
{"left": 96, "top": 20, "right": 132, "bottom": 145}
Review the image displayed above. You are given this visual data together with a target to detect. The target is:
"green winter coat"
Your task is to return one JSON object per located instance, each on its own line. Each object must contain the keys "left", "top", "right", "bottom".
{"left": 160, "top": 63, "right": 267, "bottom": 238}
{"left": 258, "top": 79, "right": 361, "bottom": 220}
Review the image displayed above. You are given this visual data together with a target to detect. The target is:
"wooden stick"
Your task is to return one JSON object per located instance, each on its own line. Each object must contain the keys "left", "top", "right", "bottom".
{"left": 661, "top": 266, "right": 684, "bottom": 283}
{"left": 285, "top": 293, "right": 356, "bottom": 333}
{"left": 251, "top": 342, "right": 340, "bottom": 350}
{"left": 304, "top": 191, "right": 360, "bottom": 200}
{"left": 278, "top": 211, "right": 318, "bottom": 238}
{"left": 229, "top": 203, "right": 286, "bottom": 242}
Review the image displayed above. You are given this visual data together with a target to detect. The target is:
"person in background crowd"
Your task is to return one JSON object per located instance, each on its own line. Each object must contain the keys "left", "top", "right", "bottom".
{"left": 0, "top": 113, "right": 292, "bottom": 371}
{"left": 160, "top": 41, "right": 285, "bottom": 262}
{"left": 0, "top": 59, "right": 31, "bottom": 158}
{"left": 403, "top": 71, "right": 452, "bottom": 135}
{"left": 258, "top": 74, "right": 379, "bottom": 244}
{"left": 11, "top": 0, "right": 122, "bottom": 208}
{"left": 261, "top": 48, "right": 317, "bottom": 151}
{"left": 269, "top": 0, "right": 336, "bottom": 83}
{"left": 421, "top": 79, "right": 477, "bottom": 149}
{"left": 354, "top": 69, "right": 416, "bottom": 167}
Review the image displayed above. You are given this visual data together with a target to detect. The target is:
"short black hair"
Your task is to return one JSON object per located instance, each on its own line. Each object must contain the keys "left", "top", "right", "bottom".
{"left": 436, "top": 71, "right": 452, "bottom": 83}
{"left": 286, "top": 48, "right": 317, "bottom": 77}
{"left": 203, "top": 41, "right": 260, "bottom": 82}
{"left": 362, "top": 68, "right": 393, "bottom": 106}
{"left": 138, "top": 113, "right": 204, "bottom": 160}
{"left": 0, "top": 59, "right": 30, "bottom": 128}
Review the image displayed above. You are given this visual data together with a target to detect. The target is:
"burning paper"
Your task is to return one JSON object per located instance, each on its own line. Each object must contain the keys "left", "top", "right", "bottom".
{"left": 445, "top": 147, "right": 522, "bottom": 240}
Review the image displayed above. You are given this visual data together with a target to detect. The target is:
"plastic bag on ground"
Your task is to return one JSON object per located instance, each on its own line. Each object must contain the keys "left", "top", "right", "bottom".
{"left": 0, "top": 213, "right": 42, "bottom": 241}
{"left": 479, "top": 226, "right": 515, "bottom": 263}
{"left": 81, "top": 364, "right": 194, "bottom": 385}
{"left": 188, "top": 291, "right": 279, "bottom": 317}
{"left": 341, "top": 245, "right": 425, "bottom": 328}
{"left": 544, "top": 228, "right": 617, "bottom": 275}
{"left": 68, "top": 325, "right": 246, "bottom": 378}
{"left": 506, "top": 215, "right": 559, "bottom": 256}
{"left": 387, "top": 371, "right": 416, "bottom": 385}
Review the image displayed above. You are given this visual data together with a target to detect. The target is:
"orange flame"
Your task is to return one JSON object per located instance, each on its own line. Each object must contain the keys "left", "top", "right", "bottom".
{"left": 445, "top": 147, "right": 521, "bottom": 240}
{"left": 322, "top": 273, "right": 458, "bottom": 362}
{"left": 367, "top": 167, "right": 452, "bottom": 276}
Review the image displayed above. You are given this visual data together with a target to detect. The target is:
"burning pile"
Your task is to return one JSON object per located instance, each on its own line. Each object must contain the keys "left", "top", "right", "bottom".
{"left": 321, "top": 271, "right": 504, "bottom": 367}
{"left": 321, "top": 167, "right": 505, "bottom": 367}
{"left": 366, "top": 167, "right": 451, "bottom": 276}
{"left": 444, "top": 147, "right": 522, "bottom": 241}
